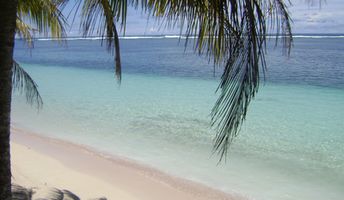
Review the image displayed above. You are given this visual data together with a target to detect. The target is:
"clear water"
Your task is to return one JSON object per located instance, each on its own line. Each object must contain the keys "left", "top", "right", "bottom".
{"left": 12, "top": 37, "right": 344, "bottom": 200}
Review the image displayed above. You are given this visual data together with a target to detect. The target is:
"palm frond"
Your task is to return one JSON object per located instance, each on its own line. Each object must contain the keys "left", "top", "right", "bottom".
{"left": 16, "top": 17, "right": 35, "bottom": 48}
{"left": 32, "top": 187, "right": 81, "bottom": 200}
{"left": 80, "top": 0, "right": 125, "bottom": 82}
{"left": 12, "top": 60, "right": 43, "bottom": 109}
{"left": 11, "top": 184, "right": 109, "bottom": 200}
{"left": 17, "top": 0, "right": 68, "bottom": 39}
{"left": 12, "top": 185, "right": 34, "bottom": 200}
{"left": 136, "top": 0, "right": 236, "bottom": 62}
{"left": 43, "top": 188, "right": 80, "bottom": 200}
{"left": 61, "top": 189, "right": 81, "bottom": 200}
{"left": 132, "top": 0, "right": 292, "bottom": 160}
{"left": 211, "top": 0, "right": 292, "bottom": 160}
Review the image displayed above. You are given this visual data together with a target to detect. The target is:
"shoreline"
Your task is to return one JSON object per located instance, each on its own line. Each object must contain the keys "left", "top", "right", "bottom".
{"left": 11, "top": 127, "right": 243, "bottom": 200}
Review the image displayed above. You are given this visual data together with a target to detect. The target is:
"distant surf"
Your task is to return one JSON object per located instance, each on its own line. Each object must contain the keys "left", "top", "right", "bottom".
{"left": 14, "top": 34, "right": 344, "bottom": 41}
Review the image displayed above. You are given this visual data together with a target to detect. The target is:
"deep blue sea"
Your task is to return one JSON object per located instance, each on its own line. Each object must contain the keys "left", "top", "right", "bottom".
{"left": 12, "top": 36, "right": 344, "bottom": 200}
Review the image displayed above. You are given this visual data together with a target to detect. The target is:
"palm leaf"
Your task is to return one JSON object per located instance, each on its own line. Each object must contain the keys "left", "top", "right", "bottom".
{"left": 12, "top": 60, "right": 43, "bottom": 109}
{"left": 80, "top": 0, "right": 124, "bottom": 82}
{"left": 15, "top": 0, "right": 69, "bottom": 109}
{"left": 132, "top": 0, "right": 293, "bottom": 160}
{"left": 16, "top": 17, "right": 35, "bottom": 48}
{"left": 42, "top": 188, "right": 80, "bottom": 200}
{"left": 17, "top": 0, "right": 68, "bottom": 39}
{"left": 33, "top": 187, "right": 79, "bottom": 200}
{"left": 11, "top": 184, "right": 109, "bottom": 200}
{"left": 12, "top": 185, "right": 34, "bottom": 200}
{"left": 61, "top": 189, "right": 81, "bottom": 200}
{"left": 210, "top": 0, "right": 292, "bottom": 160}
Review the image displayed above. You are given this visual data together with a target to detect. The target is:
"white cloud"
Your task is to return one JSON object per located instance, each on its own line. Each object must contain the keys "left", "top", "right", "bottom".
{"left": 289, "top": 0, "right": 344, "bottom": 33}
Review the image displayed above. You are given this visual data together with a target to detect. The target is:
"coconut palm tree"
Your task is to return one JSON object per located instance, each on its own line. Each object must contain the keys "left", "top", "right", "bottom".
{"left": 1, "top": 0, "right": 66, "bottom": 199}
{"left": 0, "top": 0, "right": 293, "bottom": 199}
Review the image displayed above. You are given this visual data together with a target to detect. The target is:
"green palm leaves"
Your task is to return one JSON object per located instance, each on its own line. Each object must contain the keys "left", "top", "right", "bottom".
{"left": 17, "top": 0, "right": 67, "bottom": 41}
{"left": 209, "top": 0, "right": 292, "bottom": 159}
{"left": 12, "top": 61, "right": 43, "bottom": 109}
{"left": 79, "top": 0, "right": 124, "bottom": 81}
{"left": 135, "top": 0, "right": 293, "bottom": 159}
{"left": 14, "top": 0, "right": 67, "bottom": 109}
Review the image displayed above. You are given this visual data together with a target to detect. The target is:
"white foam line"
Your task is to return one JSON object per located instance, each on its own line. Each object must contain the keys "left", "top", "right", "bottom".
{"left": 28, "top": 35, "right": 344, "bottom": 41}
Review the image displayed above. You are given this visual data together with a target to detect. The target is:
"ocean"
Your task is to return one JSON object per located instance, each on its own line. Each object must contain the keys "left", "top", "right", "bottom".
{"left": 12, "top": 36, "right": 344, "bottom": 200}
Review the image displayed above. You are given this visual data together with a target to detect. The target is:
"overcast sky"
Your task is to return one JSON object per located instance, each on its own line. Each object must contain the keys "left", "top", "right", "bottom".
{"left": 65, "top": 0, "right": 344, "bottom": 36}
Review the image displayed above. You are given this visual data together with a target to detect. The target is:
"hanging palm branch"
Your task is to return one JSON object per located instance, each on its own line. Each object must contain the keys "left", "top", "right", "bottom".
{"left": 61, "top": 0, "right": 125, "bottom": 82}
{"left": 208, "top": 0, "right": 292, "bottom": 160}
{"left": 76, "top": 0, "right": 125, "bottom": 82}
{"left": 130, "top": 0, "right": 293, "bottom": 160}
{"left": 15, "top": 0, "right": 68, "bottom": 107}
{"left": 12, "top": 61, "right": 43, "bottom": 109}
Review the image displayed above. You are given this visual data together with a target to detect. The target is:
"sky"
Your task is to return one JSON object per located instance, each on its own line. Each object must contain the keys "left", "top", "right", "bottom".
{"left": 65, "top": 0, "right": 344, "bottom": 36}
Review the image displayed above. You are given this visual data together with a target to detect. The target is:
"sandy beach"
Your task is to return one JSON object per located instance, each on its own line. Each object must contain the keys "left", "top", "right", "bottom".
{"left": 11, "top": 127, "right": 239, "bottom": 200}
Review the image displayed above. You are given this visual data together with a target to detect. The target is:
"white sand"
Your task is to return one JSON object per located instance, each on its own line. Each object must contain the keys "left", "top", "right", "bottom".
{"left": 11, "top": 128, "right": 239, "bottom": 200}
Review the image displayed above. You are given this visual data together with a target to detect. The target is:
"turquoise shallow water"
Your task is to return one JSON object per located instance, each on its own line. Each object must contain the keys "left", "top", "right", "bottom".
{"left": 12, "top": 38, "right": 344, "bottom": 200}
